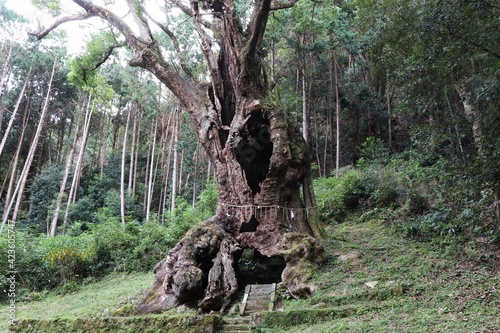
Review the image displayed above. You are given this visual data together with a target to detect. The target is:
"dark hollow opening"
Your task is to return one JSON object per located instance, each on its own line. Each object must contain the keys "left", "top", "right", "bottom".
{"left": 234, "top": 113, "right": 273, "bottom": 194}
{"left": 239, "top": 216, "right": 259, "bottom": 233}
{"left": 193, "top": 251, "right": 217, "bottom": 305}
{"left": 235, "top": 248, "right": 285, "bottom": 286}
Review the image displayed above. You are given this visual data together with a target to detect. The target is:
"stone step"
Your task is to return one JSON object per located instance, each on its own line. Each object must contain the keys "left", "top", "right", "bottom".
{"left": 249, "top": 289, "right": 273, "bottom": 295}
{"left": 224, "top": 317, "right": 251, "bottom": 324}
{"left": 239, "top": 283, "right": 276, "bottom": 316}
{"left": 246, "top": 300, "right": 268, "bottom": 306}
{"left": 224, "top": 324, "right": 250, "bottom": 330}
{"left": 221, "top": 317, "right": 252, "bottom": 333}
{"left": 245, "top": 304, "right": 268, "bottom": 311}
{"left": 248, "top": 293, "right": 271, "bottom": 298}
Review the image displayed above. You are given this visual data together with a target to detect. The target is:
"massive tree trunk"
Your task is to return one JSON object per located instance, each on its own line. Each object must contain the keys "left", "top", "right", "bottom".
{"left": 31, "top": 0, "right": 326, "bottom": 314}
{"left": 134, "top": 5, "right": 326, "bottom": 309}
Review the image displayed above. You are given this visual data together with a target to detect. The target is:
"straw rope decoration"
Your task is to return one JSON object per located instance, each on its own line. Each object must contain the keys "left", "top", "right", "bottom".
{"left": 217, "top": 202, "right": 317, "bottom": 226}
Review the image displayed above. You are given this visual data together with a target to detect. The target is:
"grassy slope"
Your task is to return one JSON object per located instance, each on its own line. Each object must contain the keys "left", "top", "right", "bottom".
{"left": 0, "top": 272, "right": 153, "bottom": 332}
{"left": 263, "top": 216, "right": 500, "bottom": 332}
{"left": 1, "top": 217, "right": 498, "bottom": 333}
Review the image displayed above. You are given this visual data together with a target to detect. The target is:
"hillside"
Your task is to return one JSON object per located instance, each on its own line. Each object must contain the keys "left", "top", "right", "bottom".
{"left": 259, "top": 217, "right": 499, "bottom": 332}
{"left": 2, "top": 216, "right": 498, "bottom": 332}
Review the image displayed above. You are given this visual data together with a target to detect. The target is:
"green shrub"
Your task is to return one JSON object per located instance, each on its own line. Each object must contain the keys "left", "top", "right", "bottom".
{"left": 195, "top": 180, "right": 218, "bottom": 218}
{"left": 39, "top": 234, "right": 96, "bottom": 283}
{"left": 91, "top": 221, "right": 139, "bottom": 273}
{"left": 358, "top": 137, "right": 391, "bottom": 166}
{"left": 395, "top": 211, "right": 463, "bottom": 242}
{"left": 26, "top": 165, "right": 63, "bottom": 232}
{"left": 0, "top": 231, "right": 56, "bottom": 300}
{"left": 404, "top": 190, "right": 429, "bottom": 214}
{"left": 370, "top": 170, "right": 406, "bottom": 208}
{"left": 314, "top": 176, "right": 347, "bottom": 222}
{"left": 130, "top": 221, "right": 185, "bottom": 271}
{"left": 341, "top": 170, "right": 371, "bottom": 210}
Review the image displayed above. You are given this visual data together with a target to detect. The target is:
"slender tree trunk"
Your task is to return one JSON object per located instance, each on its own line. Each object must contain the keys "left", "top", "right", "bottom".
{"left": 132, "top": 110, "right": 142, "bottom": 194}
{"left": 0, "top": 162, "right": 12, "bottom": 197}
{"left": 446, "top": 92, "right": 465, "bottom": 158}
{"left": 192, "top": 143, "right": 200, "bottom": 207}
{"left": 157, "top": 111, "right": 172, "bottom": 216}
{"left": 48, "top": 105, "right": 82, "bottom": 236}
{"left": 178, "top": 150, "right": 184, "bottom": 196}
{"left": 455, "top": 83, "right": 483, "bottom": 153}
{"left": 143, "top": 120, "right": 153, "bottom": 210}
{"left": 313, "top": 113, "right": 322, "bottom": 177}
{"left": 333, "top": 51, "right": 341, "bottom": 177}
{"left": 0, "top": 43, "right": 13, "bottom": 132}
{"left": 2, "top": 58, "right": 56, "bottom": 228}
{"left": 128, "top": 104, "right": 138, "bottom": 192}
{"left": 323, "top": 120, "right": 329, "bottom": 177}
{"left": 160, "top": 111, "right": 175, "bottom": 223}
{"left": 62, "top": 94, "right": 92, "bottom": 232}
{"left": 387, "top": 85, "right": 395, "bottom": 149}
{"left": 1, "top": 100, "right": 29, "bottom": 226}
{"left": 206, "top": 160, "right": 212, "bottom": 182}
{"left": 495, "top": 193, "right": 500, "bottom": 219}
{"left": 151, "top": 133, "right": 161, "bottom": 214}
{"left": 301, "top": 66, "right": 309, "bottom": 146}
{"left": 328, "top": 50, "right": 336, "bottom": 173}
{"left": 120, "top": 107, "right": 131, "bottom": 226}
{"left": 0, "top": 71, "right": 30, "bottom": 158}
{"left": 146, "top": 117, "right": 157, "bottom": 221}
{"left": 157, "top": 114, "right": 166, "bottom": 215}
{"left": 270, "top": 39, "right": 275, "bottom": 83}
{"left": 170, "top": 106, "right": 180, "bottom": 212}
{"left": 55, "top": 107, "right": 67, "bottom": 164}
{"left": 99, "top": 115, "right": 109, "bottom": 176}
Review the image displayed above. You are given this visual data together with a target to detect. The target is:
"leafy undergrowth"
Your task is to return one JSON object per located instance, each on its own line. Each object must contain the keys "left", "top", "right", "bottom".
{"left": 261, "top": 216, "right": 500, "bottom": 333}
{"left": 0, "top": 272, "right": 154, "bottom": 332}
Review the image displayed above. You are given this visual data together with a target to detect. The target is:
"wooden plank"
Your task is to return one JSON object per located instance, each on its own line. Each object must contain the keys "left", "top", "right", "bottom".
{"left": 268, "top": 283, "right": 276, "bottom": 312}
{"left": 239, "top": 285, "right": 251, "bottom": 315}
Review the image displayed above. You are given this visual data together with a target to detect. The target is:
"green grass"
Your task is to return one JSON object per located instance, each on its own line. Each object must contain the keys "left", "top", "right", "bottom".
{"left": 0, "top": 272, "right": 154, "bottom": 332}
{"left": 1, "top": 215, "right": 499, "bottom": 332}
{"left": 260, "top": 216, "right": 500, "bottom": 332}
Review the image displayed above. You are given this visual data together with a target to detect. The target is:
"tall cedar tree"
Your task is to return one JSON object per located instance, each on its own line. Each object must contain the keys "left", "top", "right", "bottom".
{"left": 30, "top": 0, "right": 325, "bottom": 313}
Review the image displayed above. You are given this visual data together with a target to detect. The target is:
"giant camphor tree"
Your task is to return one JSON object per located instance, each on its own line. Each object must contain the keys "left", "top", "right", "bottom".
{"left": 30, "top": 0, "right": 325, "bottom": 313}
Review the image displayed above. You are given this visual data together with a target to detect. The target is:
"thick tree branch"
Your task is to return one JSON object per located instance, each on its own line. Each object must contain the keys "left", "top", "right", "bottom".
{"left": 125, "top": 0, "right": 154, "bottom": 43}
{"left": 65, "top": 0, "right": 201, "bottom": 118}
{"left": 28, "top": 12, "right": 94, "bottom": 39}
{"left": 166, "top": 0, "right": 212, "bottom": 28}
{"left": 191, "top": 2, "right": 224, "bottom": 99}
{"left": 246, "top": 0, "right": 272, "bottom": 54}
{"left": 239, "top": 0, "right": 271, "bottom": 95}
{"left": 71, "top": 0, "right": 147, "bottom": 49}
{"left": 144, "top": 9, "right": 195, "bottom": 80}
{"left": 270, "top": 0, "right": 298, "bottom": 11}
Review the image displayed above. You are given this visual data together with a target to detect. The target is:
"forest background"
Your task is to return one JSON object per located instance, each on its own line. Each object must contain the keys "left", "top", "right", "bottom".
{"left": 0, "top": 0, "right": 499, "bottom": 300}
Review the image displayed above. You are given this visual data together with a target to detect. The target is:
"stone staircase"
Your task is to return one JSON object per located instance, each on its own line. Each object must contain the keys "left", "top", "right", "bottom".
{"left": 220, "top": 283, "right": 276, "bottom": 333}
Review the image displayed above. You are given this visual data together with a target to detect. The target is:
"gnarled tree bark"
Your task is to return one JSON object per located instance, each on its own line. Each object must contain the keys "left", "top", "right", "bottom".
{"left": 31, "top": 0, "right": 326, "bottom": 313}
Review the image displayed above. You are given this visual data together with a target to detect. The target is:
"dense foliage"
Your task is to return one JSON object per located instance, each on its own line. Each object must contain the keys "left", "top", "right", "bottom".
{"left": 315, "top": 138, "right": 499, "bottom": 243}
